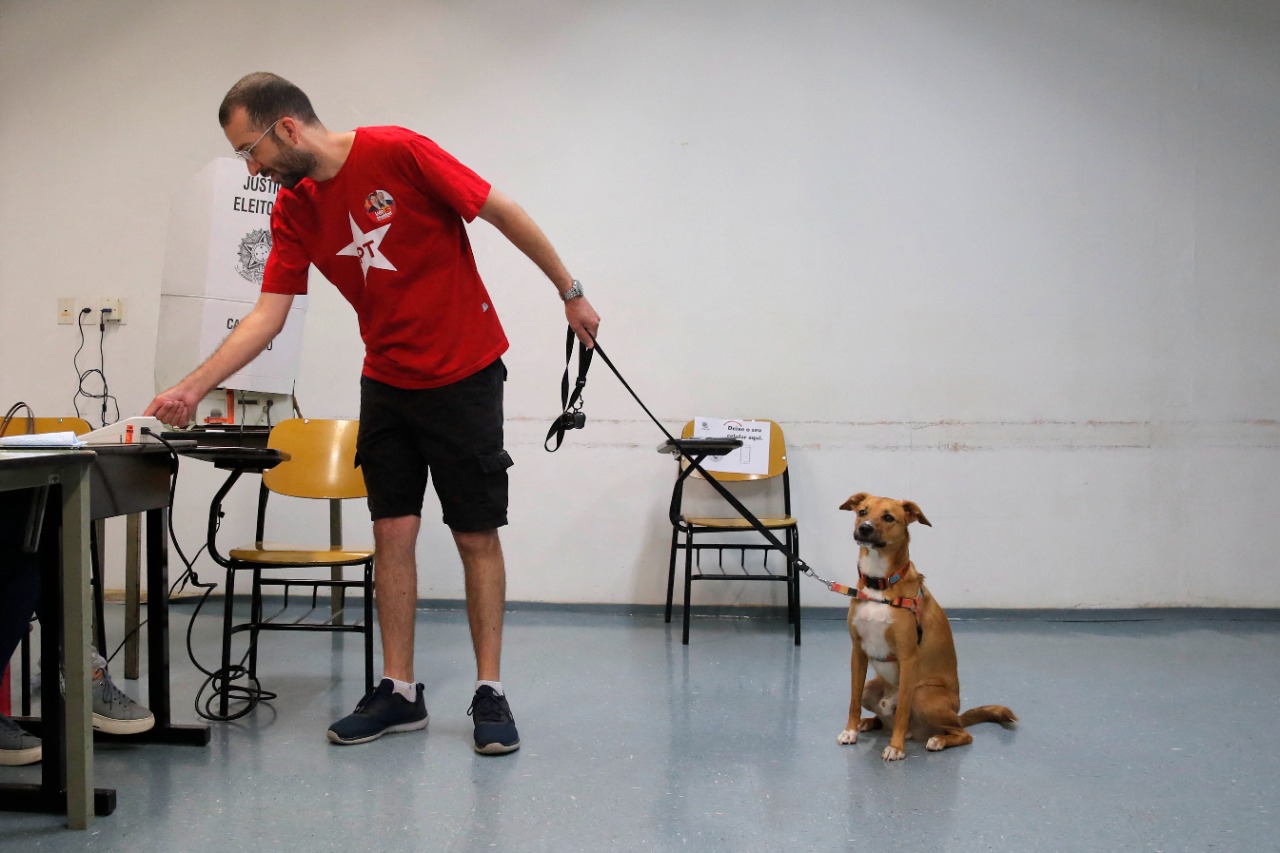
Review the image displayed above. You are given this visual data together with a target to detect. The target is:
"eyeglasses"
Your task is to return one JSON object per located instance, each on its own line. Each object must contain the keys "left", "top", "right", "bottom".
{"left": 233, "top": 118, "right": 281, "bottom": 162}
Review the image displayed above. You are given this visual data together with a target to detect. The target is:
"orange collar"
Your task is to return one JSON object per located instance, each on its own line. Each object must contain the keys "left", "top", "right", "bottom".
{"left": 859, "top": 560, "right": 912, "bottom": 591}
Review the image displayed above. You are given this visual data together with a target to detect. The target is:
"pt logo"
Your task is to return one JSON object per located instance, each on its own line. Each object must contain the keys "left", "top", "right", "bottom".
{"left": 338, "top": 212, "right": 397, "bottom": 280}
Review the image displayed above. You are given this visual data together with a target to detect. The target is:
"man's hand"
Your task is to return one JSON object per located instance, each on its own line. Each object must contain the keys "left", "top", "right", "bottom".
{"left": 144, "top": 387, "right": 202, "bottom": 428}
{"left": 567, "top": 296, "right": 600, "bottom": 348}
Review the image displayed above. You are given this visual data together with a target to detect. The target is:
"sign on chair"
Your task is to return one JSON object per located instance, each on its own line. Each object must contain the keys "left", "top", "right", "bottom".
{"left": 692, "top": 417, "right": 771, "bottom": 475}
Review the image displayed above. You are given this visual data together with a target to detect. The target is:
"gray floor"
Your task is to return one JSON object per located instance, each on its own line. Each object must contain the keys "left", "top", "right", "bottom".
{"left": 1, "top": 602, "right": 1278, "bottom": 852}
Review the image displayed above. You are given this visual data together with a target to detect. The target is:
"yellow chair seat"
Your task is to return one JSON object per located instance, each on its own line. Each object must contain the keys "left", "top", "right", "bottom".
{"left": 682, "top": 515, "right": 797, "bottom": 529}
{"left": 228, "top": 544, "right": 374, "bottom": 565}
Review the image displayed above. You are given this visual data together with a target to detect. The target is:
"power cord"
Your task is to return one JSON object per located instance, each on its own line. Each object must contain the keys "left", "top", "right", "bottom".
{"left": 142, "top": 428, "right": 278, "bottom": 720}
{"left": 72, "top": 308, "right": 119, "bottom": 427}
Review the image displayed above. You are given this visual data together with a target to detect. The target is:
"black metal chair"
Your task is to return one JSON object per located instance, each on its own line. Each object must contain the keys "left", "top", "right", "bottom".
{"left": 207, "top": 418, "right": 374, "bottom": 716}
{"left": 665, "top": 419, "right": 801, "bottom": 645}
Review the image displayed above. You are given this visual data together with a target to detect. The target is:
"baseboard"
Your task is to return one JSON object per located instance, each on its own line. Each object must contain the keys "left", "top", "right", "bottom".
{"left": 165, "top": 595, "right": 1280, "bottom": 623}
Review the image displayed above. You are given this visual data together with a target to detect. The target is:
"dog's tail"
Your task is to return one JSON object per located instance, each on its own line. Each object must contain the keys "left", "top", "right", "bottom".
{"left": 959, "top": 705, "right": 1018, "bottom": 727}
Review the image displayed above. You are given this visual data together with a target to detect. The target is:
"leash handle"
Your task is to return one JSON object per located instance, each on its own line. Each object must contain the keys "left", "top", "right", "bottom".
{"left": 544, "top": 328, "right": 593, "bottom": 452}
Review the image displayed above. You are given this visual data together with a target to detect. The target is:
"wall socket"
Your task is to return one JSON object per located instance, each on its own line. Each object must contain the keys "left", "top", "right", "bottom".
{"left": 58, "top": 296, "right": 127, "bottom": 324}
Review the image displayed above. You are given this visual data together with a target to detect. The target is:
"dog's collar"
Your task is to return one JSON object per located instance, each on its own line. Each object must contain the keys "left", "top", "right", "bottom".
{"left": 859, "top": 561, "right": 913, "bottom": 591}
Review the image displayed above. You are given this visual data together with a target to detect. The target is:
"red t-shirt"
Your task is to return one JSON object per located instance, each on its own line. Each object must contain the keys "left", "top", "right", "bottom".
{"left": 262, "top": 126, "right": 509, "bottom": 389}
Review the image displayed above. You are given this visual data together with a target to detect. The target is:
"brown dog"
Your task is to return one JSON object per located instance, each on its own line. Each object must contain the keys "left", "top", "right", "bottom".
{"left": 836, "top": 492, "right": 1016, "bottom": 760}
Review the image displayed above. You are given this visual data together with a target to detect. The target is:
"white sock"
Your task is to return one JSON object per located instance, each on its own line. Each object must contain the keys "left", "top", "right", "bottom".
{"left": 476, "top": 680, "right": 504, "bottom": 696}
{"left": 383, "top": 676, "right": 417, "bottom": 703}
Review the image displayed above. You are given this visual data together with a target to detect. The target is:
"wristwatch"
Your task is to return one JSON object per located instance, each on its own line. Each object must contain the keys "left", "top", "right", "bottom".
{"left": 561, "top": 279, "right": 584, "bottom": 302}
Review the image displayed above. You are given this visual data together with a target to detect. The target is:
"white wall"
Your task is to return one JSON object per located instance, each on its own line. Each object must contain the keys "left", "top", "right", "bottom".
{"left": 2, "top": 0, "right": 1278, "bottom": 608}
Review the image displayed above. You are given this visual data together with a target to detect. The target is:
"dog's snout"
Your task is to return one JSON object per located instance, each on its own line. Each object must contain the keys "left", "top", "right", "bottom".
{"left": 857, "top": 522, "right": 876, "bottom": 539}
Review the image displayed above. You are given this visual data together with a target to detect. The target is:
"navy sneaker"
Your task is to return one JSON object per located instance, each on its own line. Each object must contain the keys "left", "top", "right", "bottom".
{"left": 327, "top": 679, "right": 429, "bottom": 745}
{"left": 468, "top": 685, "right": 520, "bottom": 755}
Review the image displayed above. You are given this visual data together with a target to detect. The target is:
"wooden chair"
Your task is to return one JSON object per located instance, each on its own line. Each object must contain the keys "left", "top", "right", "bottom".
{"left": 666, "top": 419, "right": 801, "bottom": 645}
{"left": 208, "top": 418, "right": 375, "bottom": 715}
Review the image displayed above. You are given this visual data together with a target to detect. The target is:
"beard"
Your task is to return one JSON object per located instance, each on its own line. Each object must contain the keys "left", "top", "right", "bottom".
{"left": 268, "top": 143, "right": 319, "bottom": 190}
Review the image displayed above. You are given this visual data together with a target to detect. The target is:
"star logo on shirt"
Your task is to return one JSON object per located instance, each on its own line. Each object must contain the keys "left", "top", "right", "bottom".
{"left": 337, "top": 212, "right": 397, "bottom": 280}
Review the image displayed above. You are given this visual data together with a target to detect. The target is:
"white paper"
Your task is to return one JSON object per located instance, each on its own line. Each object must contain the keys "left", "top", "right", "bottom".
{"left": 0, "top": 431, "right": 85, "bottom": 447}
{"left": 691, "top": 417, "right": 771, "bottom": 475}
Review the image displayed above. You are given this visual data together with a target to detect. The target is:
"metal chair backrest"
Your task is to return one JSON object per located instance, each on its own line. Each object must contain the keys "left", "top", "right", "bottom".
{"left": 679, "top": 419, "right": 789, "bottom": 482}
{"left": 0, "top": 416, "right": 93, "bottom": 436}
{"left": 263, "top": 418, "right": 366, "bottom": 500}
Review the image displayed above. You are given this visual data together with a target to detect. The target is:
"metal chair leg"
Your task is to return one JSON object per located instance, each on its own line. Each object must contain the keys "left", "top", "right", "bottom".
{"left": 665, "top": 528, "right": 680, "bottom": 623}
{"left": 785, "top": 531, "right": 796, "bottom": 626}
{"left": 248, "top": 568, "right": 263, "bottom": 683}
{"left": 682, "top": 530, "right": 694, "bottom": 645}
{"left": 219, "top": 568, "right": 237, "bottom": 718}
{"left": 792, "top": 527, "right": 802, "bottom": 646}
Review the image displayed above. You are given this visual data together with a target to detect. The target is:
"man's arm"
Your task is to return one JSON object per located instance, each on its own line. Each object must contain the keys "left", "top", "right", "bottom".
{"left": 145, "top": 291, "right": 294, "bottom": 426}
{"left": 476, "top": 188, "right": 600, "bottom": 347}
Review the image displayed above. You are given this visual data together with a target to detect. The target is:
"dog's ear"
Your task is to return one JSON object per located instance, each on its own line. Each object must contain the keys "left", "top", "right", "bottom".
{"left": 840, "top": 492, "right": 870, "bottom": 512}
{"left": 903, "top": 501, "right": 931, "bottom": 527}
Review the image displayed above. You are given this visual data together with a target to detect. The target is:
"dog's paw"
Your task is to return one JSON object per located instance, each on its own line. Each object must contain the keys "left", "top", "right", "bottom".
{"left": 926, "top": 736, "right": 945, "bottom": 751}
{"left": 881, "top": 745, "right": 905, "bottom": 761}
{"left": 857, "top": 716, "right": 882, "bottom": 733}
{"left": 837, "top": 729, "right": 859, "bottom": 745}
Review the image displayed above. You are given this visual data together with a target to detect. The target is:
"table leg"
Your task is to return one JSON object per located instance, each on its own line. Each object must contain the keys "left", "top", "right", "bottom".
{"left": 117, "top": 507, "right": 208, "bottom": 746}
{"left": 61, "top": 468, "right": 93, "bottom": 828}
{"left": 124, "top": 513, "right": 141, "bottom": 679}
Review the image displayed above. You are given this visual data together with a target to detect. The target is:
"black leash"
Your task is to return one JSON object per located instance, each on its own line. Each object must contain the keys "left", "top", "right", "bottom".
{"left": 544, "top": 328, "right": 592, "bottom": 452}
{"left": 545, "top": 327, "right": 859, "bottom": 598}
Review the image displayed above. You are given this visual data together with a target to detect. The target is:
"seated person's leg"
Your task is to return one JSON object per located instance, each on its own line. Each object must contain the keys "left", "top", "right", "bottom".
{"left": 0, "top": 490, "right": 154, "bottom": 762}
{"left": 0, "top": 491, "right": 44, "bottom": 765}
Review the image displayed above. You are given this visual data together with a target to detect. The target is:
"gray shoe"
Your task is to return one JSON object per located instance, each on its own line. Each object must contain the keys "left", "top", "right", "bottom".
{"left": 92, "top": 670, "right": 155, "bottom": 735}
{"left": 0, "top": 713, "right": 41, "bottom": 766}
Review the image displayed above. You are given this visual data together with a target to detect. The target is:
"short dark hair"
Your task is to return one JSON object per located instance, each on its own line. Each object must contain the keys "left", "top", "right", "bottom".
{"left": 218, "top": 72, "right": 320, "bottom": 129}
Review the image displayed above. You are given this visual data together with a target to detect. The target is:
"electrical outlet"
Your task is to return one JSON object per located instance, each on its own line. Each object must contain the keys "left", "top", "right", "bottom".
{"left": 74, "top": 298, "right": 98, "bottom": 323}
{"left": 74, "top": 296, "right": 126, "bottom": 324}
{"left": 58, "top": 297, "right": 76, "bottom": 324}
{"left": 100, "top": 297, "right": 125, "bottom": 324}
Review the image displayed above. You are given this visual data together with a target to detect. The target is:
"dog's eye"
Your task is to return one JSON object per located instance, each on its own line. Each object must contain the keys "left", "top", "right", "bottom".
{"left": 857, "top": 508, "right": 867, "bottom": 517}
{"left": 882, "top": 513, "right": 896, "bottom": 523}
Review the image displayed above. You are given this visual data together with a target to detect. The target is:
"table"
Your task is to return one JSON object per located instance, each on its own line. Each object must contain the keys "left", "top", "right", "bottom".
{"left": 0, "top": 449, "right": 96, "bottom": 829}
{"left": 161, "top": 425, "right": 270, "bottom": 449}
{"left": 1, "top": 443, "right": 212, "bottom": 828}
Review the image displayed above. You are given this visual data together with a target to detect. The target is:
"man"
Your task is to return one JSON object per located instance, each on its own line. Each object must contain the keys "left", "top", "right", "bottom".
{"left": 146, "top": 72, "right": 600, "bottom": 755}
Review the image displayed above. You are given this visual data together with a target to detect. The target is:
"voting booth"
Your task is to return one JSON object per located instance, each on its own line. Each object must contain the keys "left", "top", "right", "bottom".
{"left": 156, "top": 158, "right": 307, "bottom": 396}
